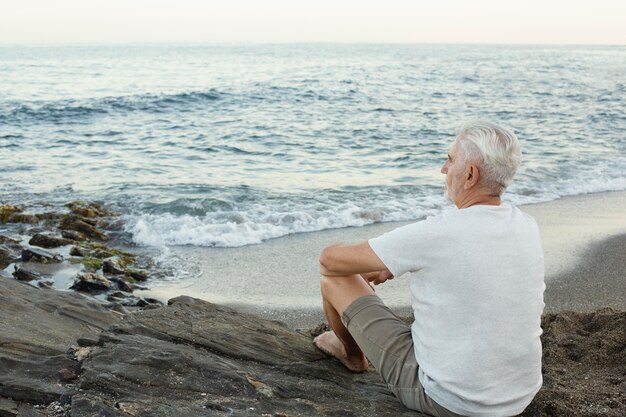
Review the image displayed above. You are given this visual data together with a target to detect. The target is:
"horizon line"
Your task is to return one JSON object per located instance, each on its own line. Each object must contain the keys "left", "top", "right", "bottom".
{"left": 1, "top": 41, "right": 625, "bottom": 47}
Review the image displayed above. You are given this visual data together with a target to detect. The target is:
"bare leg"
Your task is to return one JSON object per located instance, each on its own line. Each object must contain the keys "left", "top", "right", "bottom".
{"left": 313, "top": 274, "right": 374, "bottom": 372}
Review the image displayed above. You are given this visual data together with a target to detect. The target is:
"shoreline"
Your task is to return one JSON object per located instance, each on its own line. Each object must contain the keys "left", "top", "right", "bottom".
{"left": 134, "top": 190, "right": 626, "bottom": 328}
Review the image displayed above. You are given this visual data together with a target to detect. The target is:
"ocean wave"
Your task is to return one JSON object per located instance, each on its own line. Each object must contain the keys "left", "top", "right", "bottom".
{"left": 125, "top": 197, "right": 443, "bottom": 248}
{"left": 0, "top": 89, "right": 223, "bottom": 124}
{"left": 120, "top": 168, "right": 626, "bottom": 249}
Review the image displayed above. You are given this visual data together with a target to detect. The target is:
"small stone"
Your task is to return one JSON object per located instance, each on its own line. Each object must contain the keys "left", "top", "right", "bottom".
{"left": 107, "top": 291, "right": 127, "bottom": 299}
{"left": 59, "top": 215, "right": 108, "bottom": 240}
{"left": 7, "top": 213, "right": 38, "bottom": 224}
{"left": 73, "top": 347, "right": 94, "bottom": 362}
{"left": 109, "top": 276, "right": 135, "bottom": 292}
{"left": 144, "top": 298, "right": 163, "bottom": 306}
{"left": 66, "top": 201, "right": 114, "bottom": 218}
{"left": 61, "top": 229, "right": 88, "bottom": 241}
{"left": 71, "top": 272, "right": 112, "bottom": 293}
{"left": 21, "top": 247, "right": 63, "bottom": 263}
{"left": 0, "top": 244, "right": 21, "bottom": 269}
{"left": 127, "top": 269, "right": 149, "bottom": 282}
{"left": 103, "top": 260, "right": 125, "bottom": 275}
{"left": 13, "top": 265, "right": 43, "bottom": 281}
{"left": 70, "top": 246, "right": 87, "bottom": 257}
{"left": 38, "top": 280, "right": 54, "bottom": 288}
{"left": 59, "top": 367, "right": 77, "bottom": 382}
{"left": 0, "top": 204, "right": 23, "bottom": 223}
{"left": 29, "top": 233, "right": 72, "bottom": 249}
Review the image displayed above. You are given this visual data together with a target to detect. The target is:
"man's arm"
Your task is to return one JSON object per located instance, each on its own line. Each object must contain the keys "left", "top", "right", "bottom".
{"left": 319, "top": 241, "right": 390, "bottom": 278}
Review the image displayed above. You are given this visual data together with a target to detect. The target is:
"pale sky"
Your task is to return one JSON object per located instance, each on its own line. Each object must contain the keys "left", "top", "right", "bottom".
{"left": 1, "top": 0, "right": 625, "bottom": 44}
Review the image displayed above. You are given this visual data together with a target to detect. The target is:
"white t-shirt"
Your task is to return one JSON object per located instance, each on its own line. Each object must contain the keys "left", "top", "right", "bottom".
{"left": 369, "top": 204, "right": 545, "bottom": 417}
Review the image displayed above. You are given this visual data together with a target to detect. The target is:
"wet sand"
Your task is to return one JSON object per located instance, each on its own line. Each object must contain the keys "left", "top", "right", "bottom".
{"left": 137, "top": 191, "right": 626, "bottom": 328}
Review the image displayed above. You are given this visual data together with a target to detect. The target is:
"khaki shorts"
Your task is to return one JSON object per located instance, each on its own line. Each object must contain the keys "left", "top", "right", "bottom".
{"left": 341, "top": 295, "right": 462, "bottom": 417}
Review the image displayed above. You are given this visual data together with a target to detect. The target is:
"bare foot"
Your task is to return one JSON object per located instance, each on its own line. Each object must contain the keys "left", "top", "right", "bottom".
{"left": 313, "top": 331, "right": 368, "bottom": 372}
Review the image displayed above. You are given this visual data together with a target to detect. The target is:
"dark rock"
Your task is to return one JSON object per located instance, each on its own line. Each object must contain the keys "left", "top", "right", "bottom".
{"left": 106, "top": 291, "right": 127, "bottom": 300}
{"left": 7, "top": 214, "right": 38, "bottom": 224}
{"left": 12, "top": 265, "right": 43, "bottom": 281}
{"left": 21, "top": 247, "right": 63, "bottom": 263}
{"left": 77, "top": 335, "right": 102, "bottom": 348}
{"left": 70, "top": 296, "right": 419, "bottom": 417}
{"left": 5, "top": 275, "right": 623, "bottom": 417}
{"left": 0, "top": 397, "right": 18, "bottom": 417}
{"left": 66, "top": 201, "right": 114, "bottom": 219}
{"left": 38, "top": 280, "right": 54, "bottom": 288}
{"left": 0, "top": 247, "right": 16, "bottom": 269}
{"left": 126, "top": 269, "right": 148, "bottom": 282}
{"left": 79, "top": 216, "right": 98, "bottom": 226}
{"left": 0, "top": 238, "right": 22, "bottom": 269}
{"left": 98, "top": 218, "right": 125, "bottom": 231}
{"left": 69, "top": 207, "right": 99, "bottom": 219}
{"left": 108, "top": 276, "right": 134, "bottom": 292}
{"left": 59, "top": 367, "right": 77, "bottom": 382}
{"left": 35, "top": 211, "right": 65, "bottom": 223}
{"left": 92, "top": 248, "right": 116, "bottom": 259}
{"left": 24, "top": 226, "right": 46, "bottom": 235}
{"left": 71, "top": 395, "right": 128, "bottom": 417}
{"left": 143, "top": 297, "right": 163, "bottom": 307}
{"left": 112, "top": 295, "right": 163, "bottom": 308}
{"left": 71, "top": 272, "right": 112, "bottom": 292}
{"left": 0, "top": 235, "right": 21, "bottom": 246}
{"left": 61, "top": 229, "right": 87, "bottom": 242}
{"left": 0, "top": 278, "right": 121, "bottom": 405}
{"left": 29, "top": 233, "right": 72, "bottom": 249}
{"left": 59, "top": 216, "right": 108, "bottom": 240}
{"left": 0, "top": 205, "right": 23, "bottom": 223}
{"left": 69, "top": 245, "right": 86, "bottom": 257}
{"left": 103, "top": 260, "right": 125, "bottom": 275}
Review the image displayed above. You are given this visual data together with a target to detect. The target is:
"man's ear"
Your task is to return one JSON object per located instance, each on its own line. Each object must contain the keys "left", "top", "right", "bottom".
{"left": 464, "top": 164, "right": 480, "bottom": 189}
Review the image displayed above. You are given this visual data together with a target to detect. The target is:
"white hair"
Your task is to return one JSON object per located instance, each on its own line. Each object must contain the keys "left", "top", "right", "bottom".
{"left": 457, "top": 120, "right": 521, "bottom": 196}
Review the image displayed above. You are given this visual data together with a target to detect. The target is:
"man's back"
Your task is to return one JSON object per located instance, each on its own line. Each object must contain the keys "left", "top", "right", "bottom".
{"left": 369, "top": 204, "right": 545, "bottom": 416}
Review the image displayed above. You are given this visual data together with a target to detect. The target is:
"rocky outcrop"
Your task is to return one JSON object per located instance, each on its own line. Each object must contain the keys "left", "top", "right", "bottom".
{"left": 0, "top": 200, "right": 155, "bottom": 308}
{"left": 1, "top": 276, "right": 625, "bottom": 416}
{"left": 0, "top": 278, "right": 122, "bottom": 411}
{"left": 0, "top": 277, "right": 421, "bottom": 417}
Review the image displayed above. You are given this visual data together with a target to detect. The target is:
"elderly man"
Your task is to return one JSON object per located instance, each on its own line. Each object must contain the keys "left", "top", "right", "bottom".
{"left": 314, "top": 121, "right": 545, "bottom": 417}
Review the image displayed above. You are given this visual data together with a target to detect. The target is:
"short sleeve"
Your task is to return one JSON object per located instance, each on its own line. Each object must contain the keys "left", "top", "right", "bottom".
{"left": 368, "top": 218, "right": 435, "bottom": 278}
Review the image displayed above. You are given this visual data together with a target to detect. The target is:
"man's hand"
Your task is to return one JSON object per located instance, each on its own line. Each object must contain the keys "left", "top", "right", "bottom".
{"left": 361, "top": 270, "right": 394, "bottom": 285}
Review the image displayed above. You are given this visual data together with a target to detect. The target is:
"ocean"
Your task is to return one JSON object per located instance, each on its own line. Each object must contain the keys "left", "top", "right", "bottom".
{"left": 1, "top": 43, "right": 625, "bottom": 259}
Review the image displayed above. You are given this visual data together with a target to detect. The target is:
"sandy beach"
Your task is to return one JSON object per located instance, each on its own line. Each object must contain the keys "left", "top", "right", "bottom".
{"left": 136, "top": 190, "right": 626, "bottom": 329}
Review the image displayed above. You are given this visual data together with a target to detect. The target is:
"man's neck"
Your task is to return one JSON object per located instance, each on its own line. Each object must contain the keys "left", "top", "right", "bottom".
{"left": 455, "top": 192, "right": 501, "bottom": 209}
